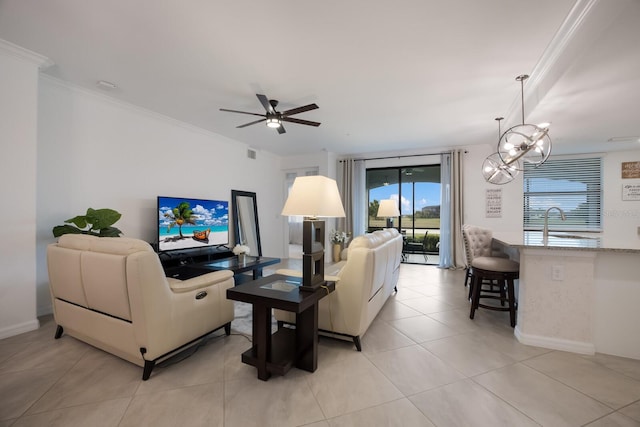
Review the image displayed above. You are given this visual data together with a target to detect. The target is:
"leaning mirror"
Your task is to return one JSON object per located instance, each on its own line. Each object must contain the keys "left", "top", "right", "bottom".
{"left": 231, "top": 190, "right": 262, "bottom": 257}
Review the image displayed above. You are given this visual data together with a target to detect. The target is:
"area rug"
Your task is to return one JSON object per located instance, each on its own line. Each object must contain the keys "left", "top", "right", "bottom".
{"left": 230, "top": 301, "right": 277, "bottom": 336}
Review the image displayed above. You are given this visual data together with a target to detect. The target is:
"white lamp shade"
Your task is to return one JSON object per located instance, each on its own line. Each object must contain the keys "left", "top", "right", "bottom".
{"left": 377, "top": 199, "right": 400, "bottom": 217}
{"left": 281, "top": 176, "right": 346, "bottom": 218}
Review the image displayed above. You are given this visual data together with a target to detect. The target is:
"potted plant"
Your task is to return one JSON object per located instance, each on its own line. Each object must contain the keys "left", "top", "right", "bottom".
{"left": 52, "top": 208, "right": 123, "bottom": 238}
{"left": 330, "top": 229, "right": 349, "bottom": 262}
{"left": 232, "top": 244, "right": 250, "bottom": 264}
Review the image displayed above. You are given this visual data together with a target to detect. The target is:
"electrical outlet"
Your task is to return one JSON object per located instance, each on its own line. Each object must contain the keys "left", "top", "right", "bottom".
{"left": 552, "top": 265, "right": 564, "bottom": 281}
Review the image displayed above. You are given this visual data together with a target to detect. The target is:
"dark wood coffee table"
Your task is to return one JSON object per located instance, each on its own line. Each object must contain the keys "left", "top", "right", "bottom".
{"left": 196, "top": 255, "right": 280, "bottom": 284}
{"left": 226, "top": 274, "right": 335, "bottom": 381}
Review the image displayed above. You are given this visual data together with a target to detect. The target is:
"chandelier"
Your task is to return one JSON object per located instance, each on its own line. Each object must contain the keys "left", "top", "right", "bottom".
{"left": 482, "top": 117, "right": 520, "bottom": 185}
{"left": 483, "top": 74, "right": 552, "bottom": 185}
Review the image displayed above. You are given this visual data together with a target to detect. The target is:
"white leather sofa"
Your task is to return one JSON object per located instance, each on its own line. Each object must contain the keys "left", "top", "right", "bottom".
{"left": 46, "top": 234, "right": 235, "bottom": 380}
{"left": 275, "top": 228, "right": 403, "bottom": 350}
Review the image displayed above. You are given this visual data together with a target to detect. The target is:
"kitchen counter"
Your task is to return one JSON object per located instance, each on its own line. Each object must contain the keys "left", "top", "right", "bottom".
{"left": 493, "top": 231, "right": 640, "bottom": 253}
{"left": 490, "top": 231, "right": 640, "bottom": 360}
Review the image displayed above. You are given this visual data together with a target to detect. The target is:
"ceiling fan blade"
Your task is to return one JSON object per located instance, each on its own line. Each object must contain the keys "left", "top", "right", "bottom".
{"left": 277, "top": 124, "right": 286, "bottom": 134}
{"left": 220, "top": 108, "right": 265, "bottom": 118}
{"left": 256, "top": 94, "right": 275, "bottom": 114}
{"left": 281, "top": 117, "right": 321, "bottom": 127}
{"left": 237, "top": 118, "right": 266, "bottom": 128}
{"left": 281, "top": 103, "right": 319, "bottom": 117}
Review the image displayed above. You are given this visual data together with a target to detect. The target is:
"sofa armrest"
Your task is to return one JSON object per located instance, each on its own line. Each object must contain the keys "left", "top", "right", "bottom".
{"left": 167, "top": 270, "right": 234, "bottom": 293}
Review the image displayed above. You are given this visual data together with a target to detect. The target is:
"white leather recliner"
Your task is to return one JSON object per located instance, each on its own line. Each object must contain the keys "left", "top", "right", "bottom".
{"left": 46, "top": 234, "right": 235, "bottom": 380}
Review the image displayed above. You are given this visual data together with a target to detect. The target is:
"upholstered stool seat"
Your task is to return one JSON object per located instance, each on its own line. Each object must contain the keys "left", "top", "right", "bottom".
{"left": 469, "top": 256, "right": 520, "bottom": 327}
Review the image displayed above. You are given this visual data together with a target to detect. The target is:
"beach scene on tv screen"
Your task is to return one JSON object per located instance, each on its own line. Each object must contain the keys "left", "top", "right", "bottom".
{"left": 158, "top": 197, "right": 229, "bottom": 251}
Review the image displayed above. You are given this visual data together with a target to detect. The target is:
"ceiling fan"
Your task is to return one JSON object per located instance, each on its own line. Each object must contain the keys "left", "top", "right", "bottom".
{"left": 220, "top": 94, "right": 320, "bottom": 134}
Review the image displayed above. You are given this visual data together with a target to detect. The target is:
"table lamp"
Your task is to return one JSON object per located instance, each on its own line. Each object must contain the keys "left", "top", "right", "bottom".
{"left": 281, "top": 176, "right": 346, "bottom": 291}
{"left": 377, "top": 199, "right": 400, "bottom": 228}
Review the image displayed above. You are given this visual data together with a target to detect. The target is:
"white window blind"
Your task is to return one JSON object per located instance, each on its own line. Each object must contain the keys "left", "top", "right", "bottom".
{"left": 523, "top": 157, "right": 602, "bottom": 232}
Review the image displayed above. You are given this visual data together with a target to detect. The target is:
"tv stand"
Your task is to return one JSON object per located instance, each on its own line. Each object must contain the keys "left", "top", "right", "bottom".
{"left": 159, "top": 246, "right": 280, "bottom": 284}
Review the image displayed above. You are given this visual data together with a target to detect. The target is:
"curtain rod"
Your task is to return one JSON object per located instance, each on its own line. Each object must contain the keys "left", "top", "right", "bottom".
{"left": 339, "top": 150, "right": 463, "bottom": 162}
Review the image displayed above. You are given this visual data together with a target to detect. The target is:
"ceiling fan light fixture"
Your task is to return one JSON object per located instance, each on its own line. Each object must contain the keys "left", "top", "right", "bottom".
{"left": 266, "top": 117, "right": 281, "bottom": 128}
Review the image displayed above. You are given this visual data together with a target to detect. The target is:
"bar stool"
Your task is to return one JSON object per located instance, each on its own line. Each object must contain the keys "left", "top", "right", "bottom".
{"left": 469, "top": 256, "right": 519, "bottom": 327}
{"left": 461, "top": 224, "right": 508, "bottom": 299}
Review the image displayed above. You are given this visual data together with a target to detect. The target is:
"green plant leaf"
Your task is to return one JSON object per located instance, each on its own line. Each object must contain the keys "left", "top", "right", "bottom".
{"left": 53, "top": 224, "right": 83, "bottom": 237}
{"left": 87, "top": 208, "right": 122, "bottom": 229}
{"left": 65, "top": 215, "right": 88, "bottom": 229}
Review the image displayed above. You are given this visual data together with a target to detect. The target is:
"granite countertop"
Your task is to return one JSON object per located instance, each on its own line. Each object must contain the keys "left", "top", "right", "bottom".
{"left": 493, "top": 231, "right": 640, "bottom": 254}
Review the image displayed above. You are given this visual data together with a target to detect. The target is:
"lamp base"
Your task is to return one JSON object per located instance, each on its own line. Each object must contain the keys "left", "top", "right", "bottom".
{"left": 386, "top": 218, "right": 394, "bottom": 228}
{"left": 301, "top": 219, "right": 325, "bottom": 292}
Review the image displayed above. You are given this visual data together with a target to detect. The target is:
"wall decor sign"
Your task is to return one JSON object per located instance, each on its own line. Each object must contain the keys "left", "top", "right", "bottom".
{"left": 622, "top": 183, "right": 640, "bottom": 201}
{"left": 486, "top": 188, "right": 502, "bottom": 218}
{"left": 621, "top": 161, "right": 640, "bottom": 179}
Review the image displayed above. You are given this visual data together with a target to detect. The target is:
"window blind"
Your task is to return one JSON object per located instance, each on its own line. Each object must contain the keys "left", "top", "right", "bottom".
{"left": 523, "top": 157, "right": 602, "bottom": 232}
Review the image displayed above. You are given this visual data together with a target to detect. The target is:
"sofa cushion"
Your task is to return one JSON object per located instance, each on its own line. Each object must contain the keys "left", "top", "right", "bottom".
{"left": 58, "top": 234, "right": 153, "bottom": 255}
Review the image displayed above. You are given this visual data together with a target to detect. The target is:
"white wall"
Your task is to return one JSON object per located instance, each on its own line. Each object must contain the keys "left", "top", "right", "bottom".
{"left": 462, "top": 145, "right": 640, "bottom": 236}
{"left": 0, "top": 42, "right": 49, "bottom": 338}
{"left": 602, "top": 150, "right": 640, "bottom": 240}
{"left": 461, "top": 144, "right": 524, "bottom": 231}
{"left": 35, "top": 77, "right": 285, "bottom": 316}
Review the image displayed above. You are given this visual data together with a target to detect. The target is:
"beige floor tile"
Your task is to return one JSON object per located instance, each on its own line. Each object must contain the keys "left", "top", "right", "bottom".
{"left": 469, "top": 328, "right": 550, "bottom": 361}
{"left": 136, "top": 333, "right": 227, "bottom": 395}
{"left": 121, "top": 383, "right": 224, "bottom": 427}
{"left": 410, "top": 378, "right": 540, "bottom": 427}
{"left": 524, "top": 351, "right": 640, "bottom": 409}
{"left": 0, "top": 367, "right": 65, "bottom": 420}
{"left": 426, "top": 309, "right": 484, "bottom": 333}
{"left": 360, "top": 319, "right": 415, "bottom": 354}
{"left": 392, "top": 287, "right": 426, "bottom": 301}
{"left": 398, "top": 296, "right": 457, "bottom": 315}
{"left": 316, "top": 336, "right": 367, "bottom": 366}
{"left": 11, "top": 397, "right": 130, "bottom": 427}
{"left": 367, "top": 345, "right": 464, "bottom": 395}
{"left": 328, "top": 398, "right": 436, "bottom": 426}
{"left": 588, "top": 353, "right": 640, "bottom": 381}
{"left": 620, "top": 401, "right": 640, "bottom": 422}
{"left": 225, "top": 371, "right": 324, "bottom": 427}
{"left": 377, "top": 300, "right": 422, "bottom": 322}
{"left": 0, "top": 341, "right": 31, "bottom": 365}
{"left": 584, "top": 412, "right": 640, "bottom": 427}
{"left": 0, "top": 334, "right": 89, "bottom": 375}
{"left": 26, "top": 347, "right": 141, "bottom": 415}
{"left": 306, "top": 354, "right": 403, "bottom": 418}
{"left": 223, "top": 334, "right": 260, "bottom": 381}
{"left": 474, "top": 363, "right": 611, "bottom": 426}
{"left": 0, "top": 420, "right": 15, "bottom": 427}
{"left": 422, "top": 333, "right": 517, "bottom": 376}
{"left": 388, "top": 315, "right": 460, "bottom": 344}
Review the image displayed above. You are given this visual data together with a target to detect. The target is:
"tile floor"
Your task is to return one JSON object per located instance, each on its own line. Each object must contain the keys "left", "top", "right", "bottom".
{"left": 2, "top": 263, "right": 640, "bottom": 426}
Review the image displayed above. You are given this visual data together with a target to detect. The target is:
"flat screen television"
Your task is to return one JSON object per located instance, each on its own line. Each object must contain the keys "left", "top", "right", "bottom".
{"left": 157, "top": 196, "right": 229, "bottom": 252}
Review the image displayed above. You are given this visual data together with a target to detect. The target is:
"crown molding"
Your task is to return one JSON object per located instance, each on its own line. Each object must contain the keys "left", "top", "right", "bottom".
{"left": 0, "top": 38, "right": 54, "bottom": 70}
{"left": 503, "top": 0, "right": 626, "bottom": 127}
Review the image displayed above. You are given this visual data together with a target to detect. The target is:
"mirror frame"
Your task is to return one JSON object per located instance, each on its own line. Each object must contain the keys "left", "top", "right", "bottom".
{"left": 231, "top": 190, "right": 262, "bottom": 256}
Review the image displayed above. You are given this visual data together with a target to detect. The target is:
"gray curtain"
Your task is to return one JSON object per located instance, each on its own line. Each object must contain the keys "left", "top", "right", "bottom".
{"left": 338, "top": 159, "right": 366, "bottom": 239}
{"left": 439, "top": 150, "right": 465, "bottom": 268}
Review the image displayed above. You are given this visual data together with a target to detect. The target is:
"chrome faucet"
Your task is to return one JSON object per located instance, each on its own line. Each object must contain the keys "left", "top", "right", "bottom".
{"left": 543, "top": 206, "right": 566, "bottom": 237}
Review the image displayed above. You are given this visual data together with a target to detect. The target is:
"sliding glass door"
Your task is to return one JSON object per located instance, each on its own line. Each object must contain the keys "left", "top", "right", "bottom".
{"left": 366, "top": 165, "right": 441, "bottom": 261}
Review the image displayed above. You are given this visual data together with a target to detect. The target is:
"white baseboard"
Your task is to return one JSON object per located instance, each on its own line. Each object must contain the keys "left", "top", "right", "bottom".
{"left": 515, "top": 326, "right": 595, "bottom": 355}
{"left": 0, "top": 319, "right": 40, "bottom": 340}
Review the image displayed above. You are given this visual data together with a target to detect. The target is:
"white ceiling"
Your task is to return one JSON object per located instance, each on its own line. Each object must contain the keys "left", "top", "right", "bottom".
{"left": 1, "top": 0, "right": 638, "bottom": 157}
